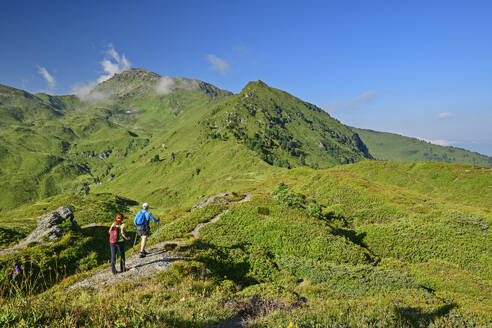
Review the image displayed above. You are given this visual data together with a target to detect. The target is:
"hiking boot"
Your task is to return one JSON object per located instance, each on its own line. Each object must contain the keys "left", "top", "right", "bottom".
{"left": 139, "top": 252, "right": 146, "bottom": 258}
{"left": 142, "top": 250, "right": 149, "bottom": 255}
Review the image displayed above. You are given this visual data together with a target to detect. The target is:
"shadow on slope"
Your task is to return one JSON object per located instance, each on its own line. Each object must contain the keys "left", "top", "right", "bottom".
{"left": 395, "top": 303, "right": 457, "bottom": 327}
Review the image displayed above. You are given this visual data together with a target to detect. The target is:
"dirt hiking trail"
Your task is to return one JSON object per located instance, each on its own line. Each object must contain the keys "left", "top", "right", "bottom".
{"left": 69, "top": 193, "right": 252, "bottom": 291}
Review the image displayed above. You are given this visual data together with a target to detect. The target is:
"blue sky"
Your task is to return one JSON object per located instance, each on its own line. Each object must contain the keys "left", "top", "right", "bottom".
{"left": 1, "top": 0, "right": 491, "bottom": 156}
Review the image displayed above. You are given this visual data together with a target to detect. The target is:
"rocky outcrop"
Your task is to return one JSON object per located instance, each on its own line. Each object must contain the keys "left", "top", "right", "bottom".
{"left": 28, "top": 206, "right": 75, "bottom": 241}
{"left": 192, "top": 193, "right": 230, "bottom": 209}
{"left": 190, "top": 193, "right": 252, "bottom": 237}
{"left": 0, "top": 206, "right": 75, "bottom": 256}
{"left": 352, "top": 133, "right": 373, "bottom": 159}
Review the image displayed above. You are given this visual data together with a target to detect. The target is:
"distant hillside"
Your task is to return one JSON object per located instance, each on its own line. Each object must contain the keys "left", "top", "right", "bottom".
{"left": 200, "top": 81, "right": 371, "bottom": 169}
{"left": 0, "top": 69, "right": 371, "bottom": 209}
{"left": 0, "top": 84, "right": 64, "bottom": 124}
{"left": 352, "top": 127, "right": 492, "bottom": 167}
{"left": 0, "top": 70, "right": 234, "bottom": 209}
{"left": 3, "top": 68, "right": 489, "bottom": 211}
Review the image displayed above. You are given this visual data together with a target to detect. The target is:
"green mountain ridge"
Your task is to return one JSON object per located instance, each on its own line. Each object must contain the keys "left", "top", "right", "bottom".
{"left": 0, "top": 69, "right": 490, "bottom": 213}
{"left": 88, "top": 68, "right": 232, "bottom": 102}
{"left": 200, "top": 80, "right": 372, "bottom": 168}
{"left": 353, "top": 127, "right": 492, "bottom": 166}
{"left": 0, "top": 84, "right": 64, "bottom": 124}
{"left": 0, "top": 69, "right": 371, "bottom": 209}
{"left": 0, "top": 70, "right": 238, "bottom": 209}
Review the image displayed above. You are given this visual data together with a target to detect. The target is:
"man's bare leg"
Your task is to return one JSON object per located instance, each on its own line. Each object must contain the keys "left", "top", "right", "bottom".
{"left": 140, "top": 235, "right": 147, "bottom": 252}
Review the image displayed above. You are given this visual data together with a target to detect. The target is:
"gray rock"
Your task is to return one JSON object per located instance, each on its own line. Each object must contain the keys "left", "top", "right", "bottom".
{"left": 97, "top": 150, "right": 112, "bottom": 160}
{"left": 0, "top": 206, "right": 74, "bottom": 256}
{"left": 192, "top": 193, "right": 230, "bottom": 209}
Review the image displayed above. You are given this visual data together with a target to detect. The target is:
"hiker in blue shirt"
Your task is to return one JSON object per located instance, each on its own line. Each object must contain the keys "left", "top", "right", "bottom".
{"left": 134, "top": 202, "right": 160, "bottom": 258}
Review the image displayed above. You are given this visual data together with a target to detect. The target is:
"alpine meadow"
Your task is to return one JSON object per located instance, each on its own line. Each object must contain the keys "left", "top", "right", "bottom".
{"left": 0, "top": 67, "right": 491, "bottom": 328}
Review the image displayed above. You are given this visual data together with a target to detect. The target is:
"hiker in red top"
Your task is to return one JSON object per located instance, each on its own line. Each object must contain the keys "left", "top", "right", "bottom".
{"left": 109, "top": 213, "right": 130, "bottom": 275}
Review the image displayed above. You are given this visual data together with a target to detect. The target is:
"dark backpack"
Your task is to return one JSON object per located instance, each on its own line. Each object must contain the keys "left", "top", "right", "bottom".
{"left": 109, "top": 225, "right": 120, "bottom": 244}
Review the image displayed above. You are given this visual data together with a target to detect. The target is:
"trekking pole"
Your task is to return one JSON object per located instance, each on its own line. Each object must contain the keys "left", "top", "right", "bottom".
{"left": 132, "top": 230, "right": 138, "bottom": 251}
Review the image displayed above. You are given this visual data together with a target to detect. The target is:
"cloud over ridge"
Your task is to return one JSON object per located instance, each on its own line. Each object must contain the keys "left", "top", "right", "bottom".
{"left": 98, "top": 45, "right": 131, "bottom": 83}
{"left": 207, "top": 54, "right": 230, "bottom": 75}
{"left": 411, "top": 135, "right": 456, "bottom": 147}
{"left": 155, "top": 76, "right": 199, "bottom": 95}
{"left": 37, "top": 66, "right": 56, "bottom": 89}
{"left": 73, "top": 45, "right": 131, "bottom": 101}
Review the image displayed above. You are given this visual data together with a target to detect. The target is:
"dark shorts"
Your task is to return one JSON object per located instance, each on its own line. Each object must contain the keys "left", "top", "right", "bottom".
{"left": 137, "top": 227, "right": 150, "bottom": 236}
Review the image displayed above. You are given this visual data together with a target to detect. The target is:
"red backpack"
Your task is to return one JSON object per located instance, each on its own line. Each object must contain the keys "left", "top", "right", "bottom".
{"left": 109, "top": 225, "right": 120, "bottom": 244}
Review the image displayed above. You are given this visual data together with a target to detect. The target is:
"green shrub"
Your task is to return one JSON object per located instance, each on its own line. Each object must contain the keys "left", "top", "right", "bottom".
{"left": 307, "top": 203, "right": 322, "bottom": 220}
{"left": 271, "top": 183, "right": 304, "bottom": 209}
{"left": 257, "top": 206, "right": 270, "bottom": 216}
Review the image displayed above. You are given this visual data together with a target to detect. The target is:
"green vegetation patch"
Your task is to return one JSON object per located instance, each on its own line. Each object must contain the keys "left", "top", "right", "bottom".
{"left": 0, "top": 193, "right": 138, "bottom": 248}
{"left": 360, "top": 215, "right": 492, "bottom": 280}
{"left": 353, "top": 127, "right": 492, "bottom": 167}
{"left": 152, "top": 204, "right": 226, "bottom": 242}
{"left": 0, "top": 225, "right": 122, "bottom": 297}
{"left": 190, "top": 196, "right": 373, "bottom": 288}
{"left": 278, "top": 255, "right": 418, "bottom": 297}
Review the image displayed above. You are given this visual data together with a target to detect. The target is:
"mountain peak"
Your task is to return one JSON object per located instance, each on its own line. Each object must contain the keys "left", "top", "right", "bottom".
{"left": 241, "top": 80, "right": 270, "bottom": 93}
{"left": 77, "top": 68, "right": 232, "bottom": 102}
{"left": 108, "top": 68, "right": 161, "bottom": 83}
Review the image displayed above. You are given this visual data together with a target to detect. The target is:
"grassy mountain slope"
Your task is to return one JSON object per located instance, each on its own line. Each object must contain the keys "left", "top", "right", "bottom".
{"left": 0, "top": 160, "right": 490, "bottom": 327}
{"left": 353, "top": 127, "right": 492, "bottom": 166}
{"left": 0, "top": 69, "right": 234, "bottom": 209}
{"left": 1, "top": 69, "right": 491, "bottom": 326}
{"left": 92, "top": 79, "right": 375, "bottom": 209}
{"left": 201, "top": 81, "right": 371, "bottom": 169}
{"left": 0, "top": 69, "right": 371, "bottom": 210}
{"left": 0, "top": 84, "right": 64, "bottom": 124}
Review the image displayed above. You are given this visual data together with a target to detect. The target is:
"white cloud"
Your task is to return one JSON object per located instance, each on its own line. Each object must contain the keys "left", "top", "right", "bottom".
{"left": 37, "top": 66, "right": 56, "bottom": 89}
{"left": 323, "top": 91, "right": 379, "bottom": 113}
{"left": 355, "top": 91, "right": 378, "bottom": 102}
{"left": 410, "top": 135, "right": 429, "bottom": 142}
{"left": 97, "top": 45, "right": 131, "bottom": 83}
{"left": 411, "top": 135, "right": 456, "bottom": 147}
{"left": 429, "top": 139, "right": 455, "bottom": 146}
{"left": 155, "top": 76, "right": 200, "bottom": 96}
{"left": 72, "top": 81, "right": 107, "bottom": 102}
{"left": 73, "top": 45, "right": 131, "bottom": 101}
{"left": 155, "top": 76, "right": 176, "bottom": 95}
{"left": 435, "top": 112, "right": 452, "bottom": 119}
{"left": 207, "top": 54, "right": 230, "bottom": 75}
